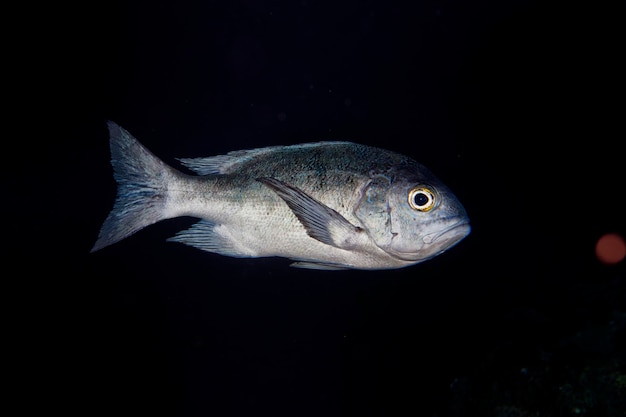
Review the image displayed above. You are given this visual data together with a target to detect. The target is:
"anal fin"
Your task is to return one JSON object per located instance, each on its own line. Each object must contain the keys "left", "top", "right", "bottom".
{"left": 167, "top": 220, "right": 250, "bottom": 258}
{"left": 290, "top": 261, "right": 349, "bottom": 270}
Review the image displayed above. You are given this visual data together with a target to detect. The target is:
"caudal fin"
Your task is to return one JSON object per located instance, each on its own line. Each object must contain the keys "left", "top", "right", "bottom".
{"left": 91, "top": 122, "right": 174, "bottom": 252}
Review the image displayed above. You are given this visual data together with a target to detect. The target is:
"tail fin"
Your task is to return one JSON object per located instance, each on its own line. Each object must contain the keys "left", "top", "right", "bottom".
{"left": 91, "top": 122, "right": 173, "bottom": 252}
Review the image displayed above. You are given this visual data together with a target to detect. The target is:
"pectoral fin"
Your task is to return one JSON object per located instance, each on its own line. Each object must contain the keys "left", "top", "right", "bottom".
{"left": 257, "top": 177, "right": 364, "bottom": 250}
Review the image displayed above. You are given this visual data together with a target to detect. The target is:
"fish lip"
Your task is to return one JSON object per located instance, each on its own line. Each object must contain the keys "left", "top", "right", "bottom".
{"left": 386, "top": 219, "right": 470, "bottom": 262}
{"left": 422, "top": 220, "right": 471, "bottom": 244}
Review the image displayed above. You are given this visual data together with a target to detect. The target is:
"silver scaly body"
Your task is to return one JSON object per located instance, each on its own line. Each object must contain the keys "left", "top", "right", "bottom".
{"left": 92, "top": 122, "right": 470, "bottom": 270}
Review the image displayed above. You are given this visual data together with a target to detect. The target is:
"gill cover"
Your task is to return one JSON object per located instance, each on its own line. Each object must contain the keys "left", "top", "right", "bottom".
{"left": 355, "top": 173, "right": 395, "bottom": 251}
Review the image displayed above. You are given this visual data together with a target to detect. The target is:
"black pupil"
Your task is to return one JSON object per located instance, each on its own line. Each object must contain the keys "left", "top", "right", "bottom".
{"left": 414, "top": 192, "right": 429, "bottom": 207}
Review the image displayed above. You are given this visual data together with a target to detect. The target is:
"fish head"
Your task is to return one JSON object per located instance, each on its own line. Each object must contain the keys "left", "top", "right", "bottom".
{"left": 355, "top": 165, "right": 470, "bottom": 263}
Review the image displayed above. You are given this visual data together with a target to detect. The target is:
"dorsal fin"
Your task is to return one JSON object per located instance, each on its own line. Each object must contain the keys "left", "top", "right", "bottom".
{"left": 177, "top": 148, "right": 277, "bottom": 175}
{"left": 177, "top": 142, "right": 353, "bottom": 175}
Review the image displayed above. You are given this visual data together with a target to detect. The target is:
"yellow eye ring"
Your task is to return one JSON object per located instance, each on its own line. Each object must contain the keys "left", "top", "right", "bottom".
{"left": 408, "top": 187, "right": 436, "bottom": 212}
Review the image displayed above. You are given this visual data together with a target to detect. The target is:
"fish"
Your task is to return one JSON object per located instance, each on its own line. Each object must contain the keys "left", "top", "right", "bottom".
{"left": 91, "top": 121, "right": 470, "bottom": 270}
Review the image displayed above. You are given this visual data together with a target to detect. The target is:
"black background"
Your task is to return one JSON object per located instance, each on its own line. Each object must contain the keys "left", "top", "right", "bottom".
{"left": 11, "top": 0, "right": 625, "bottom": 416}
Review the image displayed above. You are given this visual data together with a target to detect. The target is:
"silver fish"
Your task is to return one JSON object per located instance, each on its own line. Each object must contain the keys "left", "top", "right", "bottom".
{"left": 92, "top": 122, "right": 470, "bottom": 270}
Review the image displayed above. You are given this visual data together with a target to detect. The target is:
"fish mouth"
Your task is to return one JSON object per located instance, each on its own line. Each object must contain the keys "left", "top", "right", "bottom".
{"left": 387, "top": 220, "right": 471, "bottom": 262}
{"left": 423, "top": 220, "right": 471, "bottom": 245}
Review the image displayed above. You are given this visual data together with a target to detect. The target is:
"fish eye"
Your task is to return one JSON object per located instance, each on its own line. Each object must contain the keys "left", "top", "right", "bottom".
{"left": 408, "top": 187, "right": 436, "bottom": 212}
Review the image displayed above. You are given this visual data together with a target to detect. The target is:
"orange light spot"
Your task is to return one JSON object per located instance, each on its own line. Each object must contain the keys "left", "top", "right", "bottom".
{"left": 595, "top": 233, "right": 626, "bottom": 265}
